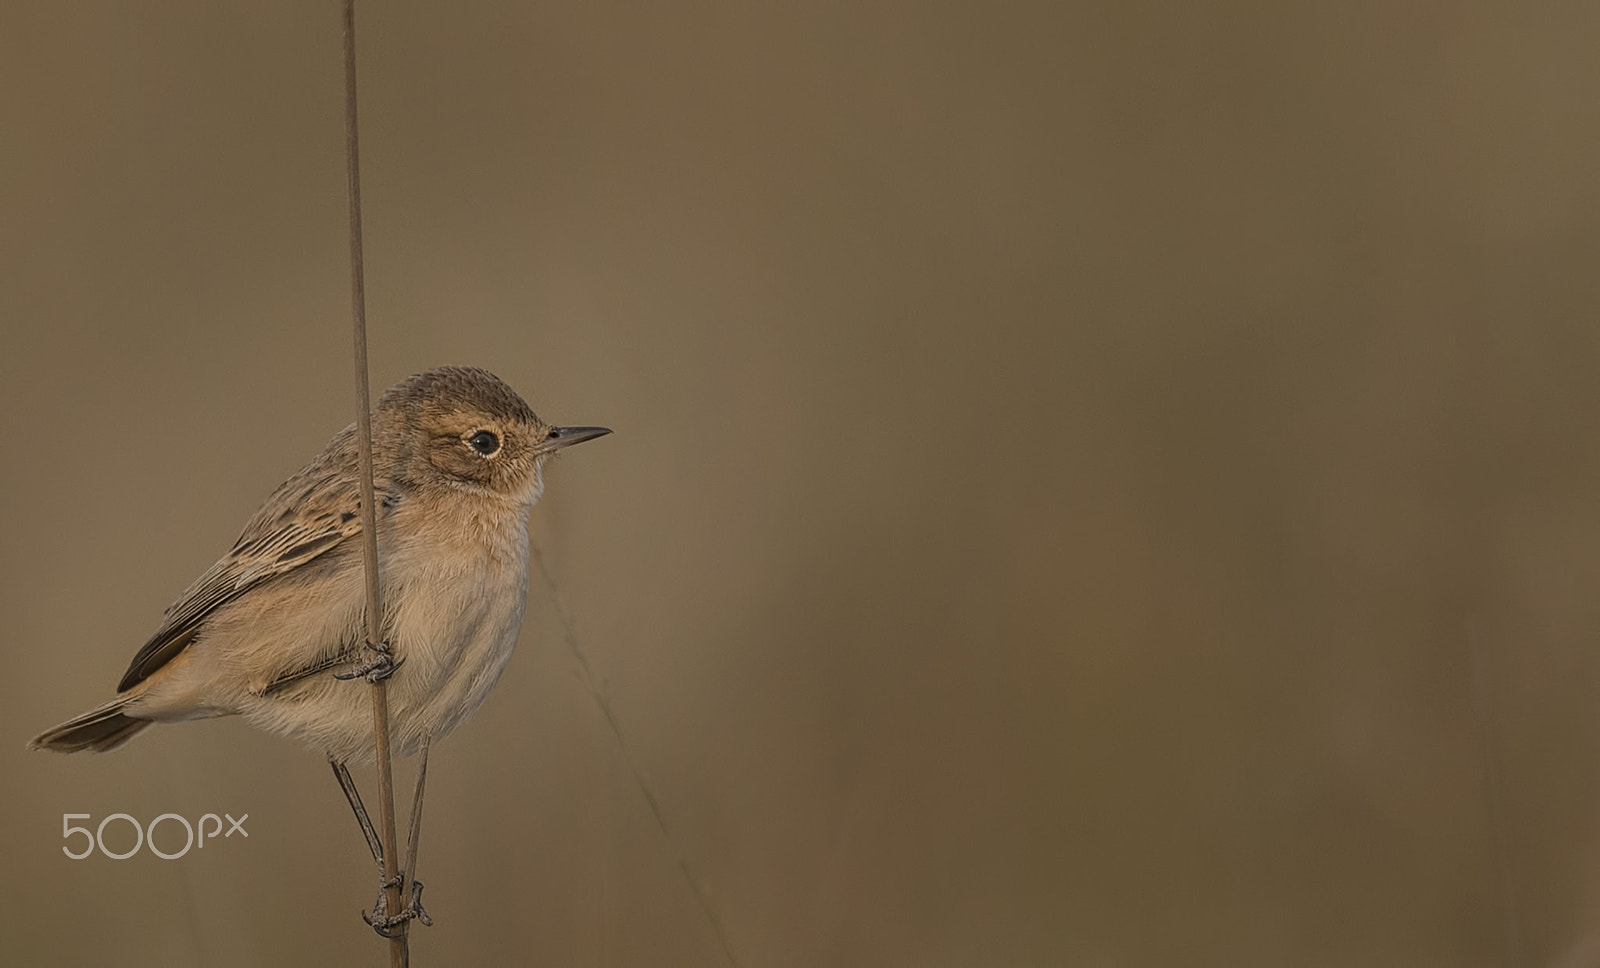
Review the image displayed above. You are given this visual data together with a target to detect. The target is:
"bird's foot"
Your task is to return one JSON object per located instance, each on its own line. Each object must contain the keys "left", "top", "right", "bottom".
{"left": 362, "top": 871, "right": 432, "bottom": 937}
{"left": 335, "top": 642, "right": 404, "bottom": 684}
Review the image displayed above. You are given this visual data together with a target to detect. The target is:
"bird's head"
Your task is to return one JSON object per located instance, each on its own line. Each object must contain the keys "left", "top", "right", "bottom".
{"left": 377, "top": 366, "right": 610, "bottom": 505}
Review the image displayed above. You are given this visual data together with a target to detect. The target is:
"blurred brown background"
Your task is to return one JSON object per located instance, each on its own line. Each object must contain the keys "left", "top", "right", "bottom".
{"left": 3, "top": 2, "right": 1600, "bottom": 965}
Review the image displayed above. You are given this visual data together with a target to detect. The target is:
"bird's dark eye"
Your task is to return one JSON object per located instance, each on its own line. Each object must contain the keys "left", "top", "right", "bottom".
{"left": 467, "top": 430, "right": 500, "bottom": 456}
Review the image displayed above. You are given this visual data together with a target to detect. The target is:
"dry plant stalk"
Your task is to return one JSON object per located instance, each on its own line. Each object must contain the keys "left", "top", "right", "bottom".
{"left": 342, "top": 1, "right": 409, "bottom": 964}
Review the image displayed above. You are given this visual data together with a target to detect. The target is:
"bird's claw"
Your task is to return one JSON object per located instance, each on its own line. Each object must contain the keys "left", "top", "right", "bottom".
{"left": 335, "top": 642, "right": 404, "bottom": 684}
{"left": 362, "top": 871, "right": 432, "bottom": 937}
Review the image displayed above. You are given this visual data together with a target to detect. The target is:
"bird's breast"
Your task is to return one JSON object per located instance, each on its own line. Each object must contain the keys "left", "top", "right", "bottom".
{"left": 379, "top": 500, "right": 531, "bottom": 749}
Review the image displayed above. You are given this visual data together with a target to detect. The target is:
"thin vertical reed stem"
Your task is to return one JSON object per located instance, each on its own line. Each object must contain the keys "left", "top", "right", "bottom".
{"left": 343, "top": 1, "right": 408, "bottom": 964}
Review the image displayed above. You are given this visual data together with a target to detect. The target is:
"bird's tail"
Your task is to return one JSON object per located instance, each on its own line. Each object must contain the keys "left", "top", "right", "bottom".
{"left": 29, "top": 695, "right": 152, "bottom": 753}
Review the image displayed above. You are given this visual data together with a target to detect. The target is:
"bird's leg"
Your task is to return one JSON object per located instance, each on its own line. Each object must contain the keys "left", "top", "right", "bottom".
{"left": 400, "top": 739, "right": 433, "bottom": 928}
{"left": 363, "top": 740, "right": 433, "bottom": 935}
{"left": 332, "top": 753, "right": 432, "bottom": 936}
{"left": 328, "top": 756, "right": 383, "bottom": 866}
{"left": 334, "top": 639, "right": 403, "bottom": 683}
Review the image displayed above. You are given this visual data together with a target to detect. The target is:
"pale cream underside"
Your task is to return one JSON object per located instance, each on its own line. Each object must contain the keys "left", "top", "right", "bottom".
{"left": 123, "top": 478, "right": 537, "bottom": 762}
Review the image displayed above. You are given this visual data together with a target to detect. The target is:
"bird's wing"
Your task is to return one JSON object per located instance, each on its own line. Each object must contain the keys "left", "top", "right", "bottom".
{"left": 117, "top": 454, "right": 395, "bottom": 693}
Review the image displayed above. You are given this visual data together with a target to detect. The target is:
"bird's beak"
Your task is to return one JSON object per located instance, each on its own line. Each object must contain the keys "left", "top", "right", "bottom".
{"left": 542, "top": 426, "right": 612, "bottom": 452}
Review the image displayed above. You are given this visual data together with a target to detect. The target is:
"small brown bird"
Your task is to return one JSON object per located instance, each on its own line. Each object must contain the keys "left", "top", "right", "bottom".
{"left": 30, "top": 365, "right": 609, "bottom": 763}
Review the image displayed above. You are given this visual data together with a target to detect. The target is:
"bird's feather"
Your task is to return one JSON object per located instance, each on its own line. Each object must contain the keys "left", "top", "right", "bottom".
{"left": 117, "top": 438, "right": 397, "bottom": 692}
